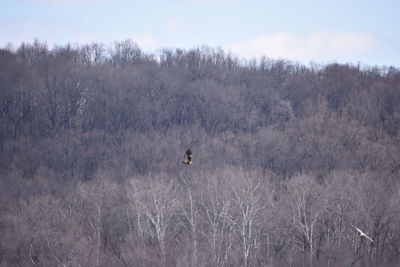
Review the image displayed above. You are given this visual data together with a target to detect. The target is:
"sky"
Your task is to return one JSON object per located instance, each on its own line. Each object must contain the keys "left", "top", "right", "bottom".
{"left": 1, "top": 0, "right": 400, "bottom": 66}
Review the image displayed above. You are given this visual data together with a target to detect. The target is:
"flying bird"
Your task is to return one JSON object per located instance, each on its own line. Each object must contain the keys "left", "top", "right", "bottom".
{"left": 182, "top": 149, "right": 192, "bottom": 165}
{"left": 352, "top": 225, "right": 374, "bottom": 243}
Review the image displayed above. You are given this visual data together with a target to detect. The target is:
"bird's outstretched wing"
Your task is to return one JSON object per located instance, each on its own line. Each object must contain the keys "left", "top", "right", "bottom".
{"left": 364, "top": 234, "right": 374, "bottom": 243}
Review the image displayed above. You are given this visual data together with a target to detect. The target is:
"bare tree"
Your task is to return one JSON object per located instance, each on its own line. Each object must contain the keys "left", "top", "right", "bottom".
{"left": 179, "top": 180, "right": 200, "bottom": 267}
{"left": 199, "top": 173, "right": 234, "bottom": 267}
{"left": 1, "top": 195, "right": 90, "bottom": 266}
{"left": 228, "top": 169, "right": 267, "bottom": 267}
{"left": 129, "top": 175, "right": 179, "bottom": 267}
{"left": 76, "top": 175, "right": 121, "bottom": 267}
{"left": 285, "top": 174, "right": 325, "bottom": 266}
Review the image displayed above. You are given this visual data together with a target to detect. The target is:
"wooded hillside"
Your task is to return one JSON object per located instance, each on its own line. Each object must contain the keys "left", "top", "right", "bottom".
{"left": 1, "top": 40, "right": 400, "bottom": 266}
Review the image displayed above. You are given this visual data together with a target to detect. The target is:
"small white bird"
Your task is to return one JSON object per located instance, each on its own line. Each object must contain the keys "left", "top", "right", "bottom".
{"left": 352, "top": 224, "right": 374, "bottom": 243}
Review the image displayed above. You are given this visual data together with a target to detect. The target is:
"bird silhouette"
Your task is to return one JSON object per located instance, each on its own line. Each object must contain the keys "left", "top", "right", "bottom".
{"left": 352, "top": 224, "right": 374, "bottom": 243}
{"left": 182, "top": 149, "right": 192, "bottom": 165}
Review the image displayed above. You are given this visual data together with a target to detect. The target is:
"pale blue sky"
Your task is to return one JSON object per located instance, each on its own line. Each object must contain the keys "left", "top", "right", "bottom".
{"left": 1, "top": 0, "right": 399, "bottom": 66}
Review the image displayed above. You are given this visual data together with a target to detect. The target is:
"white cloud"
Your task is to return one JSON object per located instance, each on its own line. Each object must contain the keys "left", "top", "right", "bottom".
{"left": 166, "top": 18, "right": 185, "bottom": 31}
{"left": 228, "top": 32, "right": 378, "bottom": 62}
{"left": 131, "top": 35, "right": 163, "bottom": 51}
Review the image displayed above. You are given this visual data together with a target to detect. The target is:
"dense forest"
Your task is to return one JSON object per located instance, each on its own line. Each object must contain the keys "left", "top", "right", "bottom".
{"left": 1, "top": 39, "right": 400, "bottom": 266}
